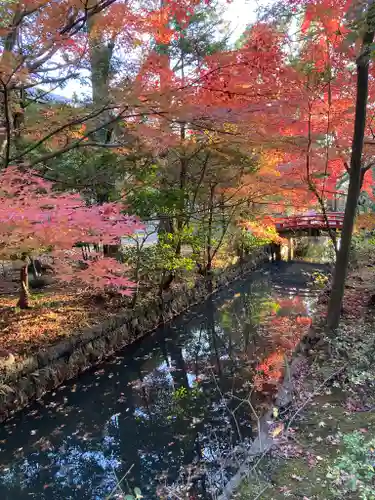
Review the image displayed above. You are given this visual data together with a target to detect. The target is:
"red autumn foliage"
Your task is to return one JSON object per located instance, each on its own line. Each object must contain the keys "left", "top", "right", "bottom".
{"left": 0, "top": 167, "right": 142, "bottom": 295}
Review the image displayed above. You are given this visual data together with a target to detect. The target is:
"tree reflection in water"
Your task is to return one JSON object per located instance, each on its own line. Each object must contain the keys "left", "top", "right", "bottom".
{"left": 0, "top": 261, "right": 327, "bottom": 499}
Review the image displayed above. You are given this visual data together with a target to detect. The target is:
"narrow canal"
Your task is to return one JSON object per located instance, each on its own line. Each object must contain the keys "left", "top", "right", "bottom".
{"left": 0, "top": 260, "right": 329, "bottom": 500}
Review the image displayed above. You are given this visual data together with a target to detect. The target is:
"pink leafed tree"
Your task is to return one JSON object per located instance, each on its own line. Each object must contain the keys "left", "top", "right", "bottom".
{"left": 0, "top": 166, "right": 142, "bottom": 308}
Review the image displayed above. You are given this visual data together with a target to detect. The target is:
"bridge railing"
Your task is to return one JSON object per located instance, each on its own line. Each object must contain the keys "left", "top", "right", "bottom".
{"left": 275, "top": 212, "right": 344, "bottom": 231}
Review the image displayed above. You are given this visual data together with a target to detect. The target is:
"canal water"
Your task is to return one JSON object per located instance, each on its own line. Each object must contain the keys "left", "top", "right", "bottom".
{"left": 0, "top": 260, "right": 329, "bottom": 500}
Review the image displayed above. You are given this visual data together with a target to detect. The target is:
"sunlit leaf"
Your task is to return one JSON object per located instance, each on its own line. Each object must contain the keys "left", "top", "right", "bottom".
{"left": 134, "top": 487, "right": 143, "bottom": 498}
{"left": 271, "top": 423, "right": 284, "bottom": 438}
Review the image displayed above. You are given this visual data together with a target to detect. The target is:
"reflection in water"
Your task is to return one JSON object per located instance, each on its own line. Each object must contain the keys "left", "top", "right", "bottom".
{"left": 0, "top": 261, "right": 328, "bottom": 499}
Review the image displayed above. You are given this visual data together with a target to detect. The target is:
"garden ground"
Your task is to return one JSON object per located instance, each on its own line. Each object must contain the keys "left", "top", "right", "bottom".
{"left": 0, "top": 290, "right": 128, "bottom": 359}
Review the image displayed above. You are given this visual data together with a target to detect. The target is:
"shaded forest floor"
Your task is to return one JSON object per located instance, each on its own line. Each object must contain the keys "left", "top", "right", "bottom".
{"left": 0, "top": 259, "right": 135, "bottom": 359}
{"left": 0, "top": 289, "right": 131, "bottom": 358}
{"left": 236, "top": 256, "right": 375, "bottom": 499}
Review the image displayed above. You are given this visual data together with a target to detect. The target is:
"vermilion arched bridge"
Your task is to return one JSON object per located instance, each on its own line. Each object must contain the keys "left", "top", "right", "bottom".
{"left": 275, "top": 212, "right": 344, "bottom": 234}
{"left": 268, "top": 212, "right": 344, "bottom": 261}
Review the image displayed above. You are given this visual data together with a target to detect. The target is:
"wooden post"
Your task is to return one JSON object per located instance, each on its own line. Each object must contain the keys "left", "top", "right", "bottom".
{"left": 287, "top": 237, "right": 293, "bottom": 261}
{"left": 275, "top": 244, "right": 281, "bottom": 261}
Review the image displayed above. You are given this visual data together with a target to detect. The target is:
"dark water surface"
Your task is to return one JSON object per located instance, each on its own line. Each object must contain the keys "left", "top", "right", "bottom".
{"left": 0, "top": 261, "right": 328, "bottom": 500}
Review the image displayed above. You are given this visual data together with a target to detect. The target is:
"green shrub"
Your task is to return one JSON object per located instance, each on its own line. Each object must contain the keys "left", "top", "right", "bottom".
{"left": 349, "top": 233, "right": 375, "bottom": 268}
{"left": 327, "top": 431, "right": 375, "bottom": 499}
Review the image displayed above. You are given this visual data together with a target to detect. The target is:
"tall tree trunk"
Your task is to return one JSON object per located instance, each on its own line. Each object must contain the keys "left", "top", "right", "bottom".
{"left": 327, "top": 8, "right": 375, "bottom": 330}
{"left": 17, "top": 263, "right": 30, "bottom": 309}
{"left": 176, "top": 144, "right": 187, "bottom": 256}
{"left": 0, "top": 8, "right": 22, "bottom": 168}
{"left": 0, "top": 86, "right": 11, "bottom": 169}
{"left": 87, "top": 16, "right": 114, "bottom": 143}
{"left": 206, "top": 184, "right": 215, "bottom": 274}
{"left": 175, "top": 54, "right": 186, "bottom": 257}
{"left": 97, "top": 190, "right": 120, "bottom": 258}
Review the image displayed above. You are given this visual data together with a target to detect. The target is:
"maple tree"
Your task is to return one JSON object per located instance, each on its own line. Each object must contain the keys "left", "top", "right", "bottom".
{"left": 234, "top": 0, "right": 375, "bottom": 328}
{"left": 0, "top": 0, "right": 207, "bottom": 170}
{"left": 0, "top": 166, "right": 141, "bottom": 308}
{"left": 3, "top": 3, "right": 375, "bottom": 496}
{"left": 119, "top": 15, "right": 303, "bottom": 282}
{"left": 1, "top": 0, "right": 236, "bottom": 307}
{"left": 1, "top": 0, "right": 374, "bottom": 329}
{"left": 110, "top": 4, "right": 285, "bottom": 284}
{"left": 0, "top": 0, "right": 120, "bottom": 167}
{"left": 326, "top": 0, "right": 375, "bottom": 329}
{"left": 273, "top": 0, "right": 375, "bottom": 328}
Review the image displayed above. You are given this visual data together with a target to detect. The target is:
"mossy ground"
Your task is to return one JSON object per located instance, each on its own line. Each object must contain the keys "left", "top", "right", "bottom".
{"left": 236, "top": 398, "right": 375, "bottom": 499}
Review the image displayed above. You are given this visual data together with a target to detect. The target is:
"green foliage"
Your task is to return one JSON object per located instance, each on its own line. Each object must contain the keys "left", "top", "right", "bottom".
{"left": 126, "top": 186, "right": 182, "bottom": 220}
{"left": 110, "top": 486, "right": 142, "bottom": 500}
{"left": 302, "top": 237, "right": 336, "bottom": 263}
{"left": 134, "top": 487, "right": 142, "bottom": 499}
{"left": 155, "top": 239, "right": 195, "bottom": 273}
{"left": 170, "top": 381, "right": 204, "bottom": 419}
{"left": 241, "top": 230, "right": 272, "bottom": 252}
{"left": 107, "top": 478, "right": 142, "bottom": 500}
{"left": 0, "top": 1, "right": 17, "bottom": 29}
{"left": 154, "top": 1, "right": 229, "bottom": 63}
{"left": 311, "top": 271, "right": 329, "bottom": 288}
{"left": 326, "top": 321, "right": 375, "bottom": 393}
{"left": 349, "top": 233, "right": 375, "bottom": 268}
{"left": 327, "top": 432, "right": 375, "bottom": 499}
{"left": 123, "top": 486, "right": 143, "bottom": 499}
{"left": 173, "top": 386, "right": 189, "bottom": 400}
{"left": 358, "top": 189, "right": 375, "bottom": 214}
{"left": 122, "top": 233, "right": 195, "bottom": 287}
{"left": 173, "top": 384, "right": 201, "bottom": 402}
{"left": 43, "top": 148, "right": 127, "bottom": 202}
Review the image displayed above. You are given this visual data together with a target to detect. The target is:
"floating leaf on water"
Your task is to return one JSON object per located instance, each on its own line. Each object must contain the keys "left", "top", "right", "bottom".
{"left": 271, "top": 423, "right": 284, "bottom": 438}
{"left": 291, "top": 474, "right": 303, "bottom": 481}
{"left": 134, "top": 487, "right": 143, "bottom": 498}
